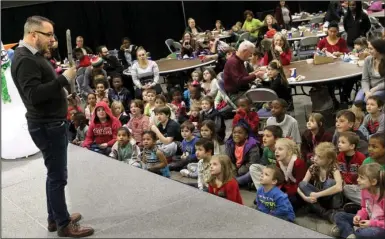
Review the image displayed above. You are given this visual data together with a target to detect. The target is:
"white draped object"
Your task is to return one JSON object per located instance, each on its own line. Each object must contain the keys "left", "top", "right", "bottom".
{"left": 1, "top": 42, "right": 39, "bottom": 159}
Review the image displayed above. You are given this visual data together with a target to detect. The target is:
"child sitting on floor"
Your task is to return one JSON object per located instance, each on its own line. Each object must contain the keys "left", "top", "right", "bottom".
{"left": 140, "top": 131, "right": 170, "bottom": 177}
{"left": 226, "top": 121, "right": 261, "bottom": 186}
{"left": 126, "top": 99, "right": 150, "bottom": 148}
{"left": 208, "top": 154, "right": 243, "bottom": 205}
{"left": 110, "top": 127, "right": 141, "bottom": 167}
{"left": 108, "top": 74, "right": 132, "bottom": 114}
{"left": 332, "top": 110, "right": 368, "bottom": 155}
{"left": 256, "top": 165, "right": 295, "bottom": 222}
{"left": 362, "top": 133, "right": 385, "bottom": 169}
{"left": 170, "top": 88, "right": 187, "bottom": 124}
{"left": 169, "top": 121, "right": 199, "bottom": 171}
{"left": 201, "top": 67, "right": 219, "bottom": 98}
{"left": 333, "top": 163, "right": 385, "bottom": 239}
{"left": 94, "top": 78, "right": 109, "bottom": 103}
{"left": 197, "top": 138, "right": 214, "bottom": 191}
{"left": 85, "top": 93, "right": 97, "bottom": 122}
{"left": 233, "top": 97, "right": 260, "bottom": 137}
{"left": 111, "top": 101, "right": 130, "bottom": 125}
{"left": 199, "top": 95, "right": 226, "bottom": 143}
{"left": 82, "top": 101, "right": 122, "bottom": 155}
{"left": 200, "top": 120, "right": 224, "bottom": 154}
{"left": 362, "top": 96, "right": 384, "bottom": 138}
{"left": 266, "top": 99, "right": 301, "bottom": 145}
{"left": 149, "top": 94, "right": 176, "bottom": 126}
{"left": 275, "top": 138, "right": 307, "bottom": 210}
{"left": 298, "top": 142, "right": 343, "bottom": 224}
{"left": 337, "top": 132, "right": 366, "bottom": 213}
{"left": 188, "top": 105, "right": 200, "bottom": 132}
{"left": 349, "top": 103, "right": 368, "bottom": 139}
{"left": 72, "top": 112, "right": 88, "bottom": 146}
{"left": 301, "top": 113, "right": 333, "bottom": 165}
{"left": 249, "top": 125, "right": 283, "bottom": 190}
{"left": 144, "top": 89, "right": 156, "bottom": 117}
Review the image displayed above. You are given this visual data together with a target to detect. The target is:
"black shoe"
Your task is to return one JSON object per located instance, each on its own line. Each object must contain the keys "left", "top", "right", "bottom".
{"left": 343, "top": 202, "right": 361, "bottom": 214}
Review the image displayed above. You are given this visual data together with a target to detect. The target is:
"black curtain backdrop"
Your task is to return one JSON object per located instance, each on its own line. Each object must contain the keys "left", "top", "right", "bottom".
{"left": 1, "top": 1, "right": 328, "bottom": 61}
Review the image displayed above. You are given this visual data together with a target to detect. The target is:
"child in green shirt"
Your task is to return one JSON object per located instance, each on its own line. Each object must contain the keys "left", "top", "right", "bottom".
{"left": 363, "top": 133, "right": 385, "bottom": 170}
{"left": 250, "top": 125, "right": 283, "bottom": 190}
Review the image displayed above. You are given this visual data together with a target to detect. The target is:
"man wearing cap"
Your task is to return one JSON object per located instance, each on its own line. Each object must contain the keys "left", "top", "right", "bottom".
{"left": 11, "top": 16, "right": 94, "bottom": 237}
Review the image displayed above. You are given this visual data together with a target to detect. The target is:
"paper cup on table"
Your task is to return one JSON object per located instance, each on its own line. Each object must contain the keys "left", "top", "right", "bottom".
{"left": 199, "top": 55, "right": 205, "bottom": 61}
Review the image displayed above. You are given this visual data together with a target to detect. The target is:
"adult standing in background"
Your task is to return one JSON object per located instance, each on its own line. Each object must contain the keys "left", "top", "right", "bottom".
{"left": 242, "top": 10, "right": 263, "bottom": 42}
{"left": 11, "top": 16, "right": 94, "bottom": 237}
{"left": 325, "top": 1, "right": 344, "bottom": 23}
{"left": 343, "top": 1, "right": 371, "bottom": 49}
{"left": 275, "top": 1, "right": 292, "bottom": 30}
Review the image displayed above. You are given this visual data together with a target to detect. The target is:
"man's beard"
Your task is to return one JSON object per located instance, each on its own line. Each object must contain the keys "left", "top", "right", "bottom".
{"left": 36, "top": 39, "right": 50, "bottom": 54}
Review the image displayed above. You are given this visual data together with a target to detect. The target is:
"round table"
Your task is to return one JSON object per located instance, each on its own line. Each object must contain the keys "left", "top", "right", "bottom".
{"left": 123, "top": 58, "right": 216, "bottom": 76}
{"left": 285, "top": 60, "right": 363, "bottom": 86}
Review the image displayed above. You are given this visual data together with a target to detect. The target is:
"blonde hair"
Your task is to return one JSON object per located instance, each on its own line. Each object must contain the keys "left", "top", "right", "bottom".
{"left": 314, "top": 142, "right": 337, "bottom": 172}
{"left": 207, "top": 155, "right": 236, "bottom": 185}
{"left": 111, "top": 101, "right": 125, "bottom": 116}
{"left": 349, "top": 105, "right": 365, "bottom": 125}
{"left": 275, "top": 138, "right": 300, "bottom": 158}
{"left": 263, "top": 14, "right": 277, "bottom": 25}
{"left": 136, "top": 46, "right": 148, "bottom": 67}
{"left": 358, "top": 163, "right": 385, "bottom": 202}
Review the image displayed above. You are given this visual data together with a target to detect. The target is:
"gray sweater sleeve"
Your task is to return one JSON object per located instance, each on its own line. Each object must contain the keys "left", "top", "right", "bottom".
{"left": 82, "top": 67, "right": 94, "bottom": 94}
{"left": 361, "top": 57, "right": 371, "bottom": 92}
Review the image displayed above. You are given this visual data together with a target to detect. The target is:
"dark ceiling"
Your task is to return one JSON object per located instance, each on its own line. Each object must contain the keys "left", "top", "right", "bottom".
{"left": 1, "top": 1, "right": 52, "bottom": 9}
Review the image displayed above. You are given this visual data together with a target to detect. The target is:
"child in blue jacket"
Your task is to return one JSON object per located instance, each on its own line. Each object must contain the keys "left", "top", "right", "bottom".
{"left": 256, "top": 165, "right": 295, "bottom": 222}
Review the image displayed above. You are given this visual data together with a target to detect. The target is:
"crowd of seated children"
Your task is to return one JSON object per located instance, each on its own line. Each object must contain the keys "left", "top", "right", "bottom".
{"left": 140, "top": 131, "right": 170, "bottom": 177}
{"left": 266, "top": 99, "right": 301, "bottom": 145}
{"left": 337, "top": 131, "right": 366, "bottom": 212}
{"left": 81, "top": 101, "right": 122, "bottom": 155}
{"left": 332, "top": 109, "right": 368, "bottom": 155}
{"left": 108, "top": 73, "right": 131, "bottom": 114}
{"left": 169, "top": 121, "right": 199, "bottom": 171}
{"left": 362, "top": 96, "right": 384, "bottom": 139}
{"left": 226, "top": 121, "right": 260, "bottom": 186}
{"left": 298, "top": 142, "right": 343, "bottom": 224}
{"left": 126, "top": 99, "right": 150, "bottom": 148}
{"left": 170, "top": 88, "right": 187, "bottom": 124}
{"left": 199, "top": 96, "right": 226, "bottom": 142}
{"left": 256, "top": 165, "right": 295, "bottom": 222}
{"left": 232, "top": 97, "right": 260, "bottom": 137}
{"left": 208, "top": 155, "right": 243, "bottom": 205}
{"left": 110, "top": 101, "right": 129, "bottom": 125}
{"left": 249, "top": 125, "right": 283, "bottom": 190}
{"left": 109, "top": 127, "right": 141, "bottom": 167}
{"left": 301, "top": 113, "right": 333, "bottom": 166}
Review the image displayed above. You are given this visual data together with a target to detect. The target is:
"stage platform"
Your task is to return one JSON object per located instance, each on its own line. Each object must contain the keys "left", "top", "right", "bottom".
{"left": 2, "top": 144, "right": 330, "bottom": 238}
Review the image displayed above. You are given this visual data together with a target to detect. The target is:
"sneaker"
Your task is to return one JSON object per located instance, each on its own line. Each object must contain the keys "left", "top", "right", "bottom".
{"left": 347, "top": 234, "right": 356, "bottom": 239}
{"left": 331, "top": 225, "right": 340, "bottom": 237}
{"left": 343, "top": 202, "right": 361, "bottom": 214}
{"left": 180, "top": 169, "right": 189, "bottom": 177}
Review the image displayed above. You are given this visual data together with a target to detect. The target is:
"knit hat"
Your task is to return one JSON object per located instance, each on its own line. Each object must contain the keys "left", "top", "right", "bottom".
{"left": 91, "top": 56, "right": 103, "bottom": 67}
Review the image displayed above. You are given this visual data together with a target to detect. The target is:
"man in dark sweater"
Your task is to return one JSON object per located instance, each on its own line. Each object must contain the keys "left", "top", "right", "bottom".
{"left": 223, "top": 40, "right": 260, "bottom": 102}
{"left": 11, "top": 16, "right": 94, "bottom": 237}
{"left": 97, "top": 45, "right": 123, "bottom": 77}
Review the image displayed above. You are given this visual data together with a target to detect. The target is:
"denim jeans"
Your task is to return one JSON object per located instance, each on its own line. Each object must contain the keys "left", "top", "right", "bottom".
{"left": 236, "top": 171, "right": 252, "bottom": 186}
{"left": 27, "top": 120, "right": 70, "bottom": 228}
{"left": 299, "top": 179, "right": 343, "bottom": 209}
{"left": 335, "top": 212, "right": 385, "bottom": 238}
{"left": 355, "top": 89, "right": 385, "bottom": 102}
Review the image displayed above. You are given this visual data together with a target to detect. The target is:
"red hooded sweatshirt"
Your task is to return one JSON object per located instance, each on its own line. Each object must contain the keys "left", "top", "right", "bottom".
{"left": 82, "top": 101, "right": 121, "bottom": 148}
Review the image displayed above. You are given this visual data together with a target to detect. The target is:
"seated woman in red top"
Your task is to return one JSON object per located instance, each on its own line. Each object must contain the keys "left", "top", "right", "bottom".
{"left": 317, "top": 21, "right": 349, "bottom": 57}
{"left": 263, "top": 32, "right": 292, "bottom": 66}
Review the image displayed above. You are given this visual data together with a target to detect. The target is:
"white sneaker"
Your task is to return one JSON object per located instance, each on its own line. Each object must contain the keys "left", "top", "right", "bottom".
{"left": 347, "top": 234, "right": 356, "bottom": 239}
{"left": 180, "top": 169, "right": 189, "bottom": 177}
{"left": 330, "top": 225, "right": 340, "bottom": 237}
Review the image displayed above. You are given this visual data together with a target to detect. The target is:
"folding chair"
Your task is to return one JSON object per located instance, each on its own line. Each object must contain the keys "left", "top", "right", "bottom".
{"left": 216, "top": 72, "right": 237, "bottom": 112}
{"left": 297, "top": 36, "right": 319, "bottom": 60}
{"left": 231, "top": 32, "right": 250, "bottom": 48}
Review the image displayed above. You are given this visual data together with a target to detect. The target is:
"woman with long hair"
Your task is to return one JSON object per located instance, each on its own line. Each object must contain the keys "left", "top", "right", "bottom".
{"left": 343, "top": 1, "right": 371, "bottom": 48}
{"left": 263, "top": 32, "right": 292, "bottom": 66}
{"left": 131, "top": 47, "right": 161, "bottom": 99}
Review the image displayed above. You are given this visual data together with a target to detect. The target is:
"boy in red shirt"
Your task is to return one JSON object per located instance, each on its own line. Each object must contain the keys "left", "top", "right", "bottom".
{"left": 337, "top": 131, "right": 365, "bottom": 213}
{"left": 74, "top": 47, "right": 91, "bottom": 68}
{"left": 232, "top": 97, "right": 259, "bottom": 137}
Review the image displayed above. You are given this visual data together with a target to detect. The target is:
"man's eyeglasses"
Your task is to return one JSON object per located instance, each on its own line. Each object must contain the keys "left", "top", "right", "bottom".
{"left": 30, "top": 31, "right": 55, "bottom": 38}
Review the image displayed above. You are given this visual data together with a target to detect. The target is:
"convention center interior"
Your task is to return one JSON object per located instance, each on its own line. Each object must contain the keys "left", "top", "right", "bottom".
{"left": 1, "top": 0, "right": 385, "bottom": 238}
